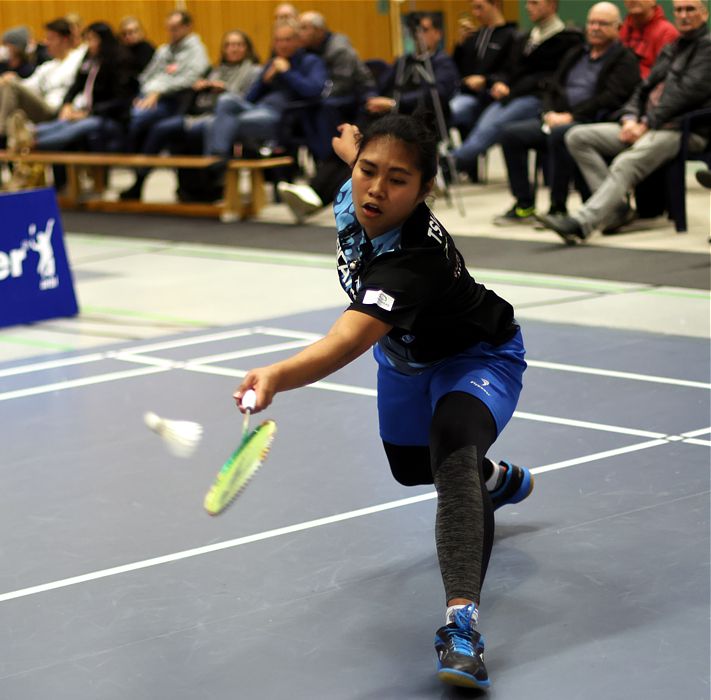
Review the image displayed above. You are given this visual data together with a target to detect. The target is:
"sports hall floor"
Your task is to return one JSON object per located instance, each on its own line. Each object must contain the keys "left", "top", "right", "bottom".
{"left": 1, "top": 153, "right": 709, "bottom": 699}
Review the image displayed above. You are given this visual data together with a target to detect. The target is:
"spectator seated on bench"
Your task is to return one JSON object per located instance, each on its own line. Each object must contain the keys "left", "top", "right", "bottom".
{"left": 275, "top": 11, "right": 378, "bottom": 223}
{"left": 32, "top": 22, "right": 135, "bottom": 154}
{"left": 1, "top": 26, "right": 36, "bottom": 79}
{"left": 117, "top": 16, "right": 155, "bottom": 79}
{"left": 119, "top": 29, "right": 261, "bottom": 202}
{"left": 494, "top": 2, "right": 640, "bottom": 225}
{"left": 450, "top": 0, "right": 517, "bottom": 140}
{"left": 538, "top": 1, "right": 711, "bottom": 244}
{"left": 204, "top": 20, "right": 327, "bottom": 162}
{"left": 0, "top": 18, "right": 84, "bottom": 146}
{"left": 126, "top": 10, "right": 209, "bottom": 153}
{"left": 276, "top": 12, "right": 457, "bottom": 224}
{"left": 452, "top": 0, "right": 582, "bottom": 180}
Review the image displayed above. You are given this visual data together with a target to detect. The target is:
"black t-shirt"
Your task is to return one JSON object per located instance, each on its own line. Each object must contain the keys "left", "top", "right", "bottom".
{"left": 334, "top": 182, "right": 516, "bottom": 369}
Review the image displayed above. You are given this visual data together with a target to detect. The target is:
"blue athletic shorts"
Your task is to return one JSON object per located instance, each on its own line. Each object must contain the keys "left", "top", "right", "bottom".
{"left": 375, "top": 328, "right": 526, "bottom": 446}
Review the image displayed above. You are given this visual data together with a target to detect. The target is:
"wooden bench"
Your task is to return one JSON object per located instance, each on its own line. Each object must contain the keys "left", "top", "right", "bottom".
{"left": 0, "top": 151, "right": 293, "bottom": 222}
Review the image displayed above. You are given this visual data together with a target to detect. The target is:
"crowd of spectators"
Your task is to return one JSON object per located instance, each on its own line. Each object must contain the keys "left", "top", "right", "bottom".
{"left": 0, "top": 0, "right": 709, "bottom": 241}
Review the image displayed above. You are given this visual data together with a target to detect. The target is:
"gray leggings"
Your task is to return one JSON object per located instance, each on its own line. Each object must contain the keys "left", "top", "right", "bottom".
{"left": 383, "top": 391, "right": 497, "bottom": 604}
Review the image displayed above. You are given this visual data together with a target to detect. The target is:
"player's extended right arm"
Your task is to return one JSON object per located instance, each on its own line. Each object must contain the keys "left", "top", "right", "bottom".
{"left": 235, "top": 310, "right": 391, "bottom": 412}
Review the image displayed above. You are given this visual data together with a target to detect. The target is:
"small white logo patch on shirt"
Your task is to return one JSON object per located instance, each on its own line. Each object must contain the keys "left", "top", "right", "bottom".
{"left": 363, "top": 289, "right": 395, "bottom": 311}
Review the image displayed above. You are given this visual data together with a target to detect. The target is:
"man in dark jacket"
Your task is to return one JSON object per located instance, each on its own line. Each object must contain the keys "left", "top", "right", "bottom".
{"left": 538, "top": 0, "right": 711, "bottom": 244}
{"left": 366, "top": 13, "right": 458, "bottom": 120}
{"left": 453, "top": 0, "right": 582, "bottom": 177}
{"left": 205, "top": 20, "right": 327, "bottom": 157}
{"left": 296, "top": 11, "right": 377, "bottom": 159}
{"left": 495, "top": 2, "right": 640, "bottom": 223}
{"left": 275, "top": 12, "right": 458, "bottom": 224}
{"left": 277, "top": 11, "right": 378, "bottom": 223}
{"left": 450, "top": 0, "right": 518, "bottom": 138}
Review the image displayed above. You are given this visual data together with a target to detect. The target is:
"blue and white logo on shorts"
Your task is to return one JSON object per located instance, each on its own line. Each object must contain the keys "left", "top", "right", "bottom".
{"left": 469, "top": 377, "right": 492, "bottom": 396}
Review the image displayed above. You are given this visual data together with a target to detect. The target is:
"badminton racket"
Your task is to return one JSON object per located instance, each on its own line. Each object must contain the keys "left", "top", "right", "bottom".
{"left": 203, "top": 390, "right": 277, "bottom": 515}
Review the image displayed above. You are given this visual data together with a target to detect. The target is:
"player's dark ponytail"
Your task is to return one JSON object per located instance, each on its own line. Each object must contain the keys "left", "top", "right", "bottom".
{"left": 356, "top": 111, "right": 439, "bottom": 190}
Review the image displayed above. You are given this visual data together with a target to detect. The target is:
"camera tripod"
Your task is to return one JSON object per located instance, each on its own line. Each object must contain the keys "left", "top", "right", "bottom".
{"left": 391, "top": 34, "right": 465, "bottom": 216}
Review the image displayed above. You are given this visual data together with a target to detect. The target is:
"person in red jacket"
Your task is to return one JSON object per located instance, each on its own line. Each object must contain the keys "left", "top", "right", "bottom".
{"left": 620, "top": 0, "right": 679, "bottom": 77}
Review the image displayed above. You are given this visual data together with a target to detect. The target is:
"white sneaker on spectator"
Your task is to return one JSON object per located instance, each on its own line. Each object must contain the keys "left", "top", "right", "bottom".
{"left": 277, "top": 181, "right": 323, "bottom": 224}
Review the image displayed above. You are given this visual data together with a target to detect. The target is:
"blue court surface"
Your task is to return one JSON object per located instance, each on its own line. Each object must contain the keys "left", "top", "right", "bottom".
{"left": 1, "top": 307, "right": 709, "bottom": 700}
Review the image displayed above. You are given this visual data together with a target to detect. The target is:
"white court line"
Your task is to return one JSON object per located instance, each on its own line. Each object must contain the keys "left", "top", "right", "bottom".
{"left": 530, "top": 439, "right": 669, "bottom": 474}
{"left": 0, "top": 352, "right": 690, "bottom": 442}
{"left": 111, "top": 327, "right": 258, "bottom": 355}
{"left": 0, "top": 433, "right": 691, "bottom": 606}
{"left": 0, "top": 493, "right": 437, "bottom": 604}
{"left": 683, "top": 438, "right": 711, "bottom": 447}
{"left": 188, "top": 339, "right": 313, "bottom": 365}
{"left": 182, "top": 364, "right": 380, "bottom": 398}
{"left": 1, "top": 326, "right": 707, "bottom": 392}
{"left": 111, "top": 353, "right": 179, "bottom": 368}
{"left": 513, "top": 411, "right": 666, "bottom": 439}
{"left": 0, "top": 353, "right": 106, "bottom": 378}
{"left": 526, "top": 359, "right": 711, "bottom": 390}
{"left": 254, "top": 326, "right": 325, "bottom": 341}
{"left": 0, "top": 366, "right": 169, "bottom": 402}
{"left": 259, "top": 326, "right": 711, "bottom": 391}
{"left": 681, "top": 426, "right": 711, "bottom": 438}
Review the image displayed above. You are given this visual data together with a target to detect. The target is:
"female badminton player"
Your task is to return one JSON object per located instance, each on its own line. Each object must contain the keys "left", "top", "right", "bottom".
{"left": 235, "top": 112, "right": 533, "bottom": 690}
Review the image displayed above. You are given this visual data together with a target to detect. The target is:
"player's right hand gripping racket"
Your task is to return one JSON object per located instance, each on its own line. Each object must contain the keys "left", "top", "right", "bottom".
{"left": 203, "top": 390, "right": 277, "bottom": 516}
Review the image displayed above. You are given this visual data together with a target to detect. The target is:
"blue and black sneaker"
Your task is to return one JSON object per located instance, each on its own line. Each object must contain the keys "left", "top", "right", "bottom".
{"left": 435, "top": 604, "right": 490, "bottom": 689}
{"left": 489, "top": 460, "right": 534, "bottom": 511}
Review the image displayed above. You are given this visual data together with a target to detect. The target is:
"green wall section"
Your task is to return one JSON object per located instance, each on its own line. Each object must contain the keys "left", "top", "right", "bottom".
{"left": 516, "top": 1, "right": 679, "bottom": 30}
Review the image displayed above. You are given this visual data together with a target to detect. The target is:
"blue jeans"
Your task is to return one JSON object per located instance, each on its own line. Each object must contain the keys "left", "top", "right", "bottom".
{"left": 449, "top": 93, "right": 490, "bottom": 139}
{"left": 143, "top": 114, "right": 209, "bottom": 155}
{"left": 205, "top": 93, "right": 280, "bottom": 156}
{"left": 453, "top": 96, "right": 541, "bottom": 171}
{"left": 128, "top": 95, "right": 182, "bottom": 151}
{"left": 35, "top": 116, "right": 120, "bottom": 151}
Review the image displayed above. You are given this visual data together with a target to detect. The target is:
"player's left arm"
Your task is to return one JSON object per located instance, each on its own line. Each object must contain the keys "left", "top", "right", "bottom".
{"left": 235, "top": 310, "right": 391, "bottom": 411}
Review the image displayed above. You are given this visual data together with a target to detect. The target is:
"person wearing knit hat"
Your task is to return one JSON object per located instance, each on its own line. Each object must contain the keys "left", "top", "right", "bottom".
{"left": 3, "top": 26, "right": 29, "bottom": 52}
{"left": 0, "top": 26, "right": 34, "bottom": 78}
{"left": 0, "top": 18, "right": 84, "bottom": 136}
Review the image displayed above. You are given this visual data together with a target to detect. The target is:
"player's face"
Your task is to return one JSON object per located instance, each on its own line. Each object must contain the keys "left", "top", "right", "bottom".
{"left": 352, "top": 136, "right": 431, "bottom": 239}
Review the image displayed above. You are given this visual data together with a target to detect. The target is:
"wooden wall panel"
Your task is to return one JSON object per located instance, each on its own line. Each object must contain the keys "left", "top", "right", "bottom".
{"left": 185, "top": 1, "right": 398, "bottom": 63}
{"left": 1, "top": 0, "right": 521, "bottom": 65}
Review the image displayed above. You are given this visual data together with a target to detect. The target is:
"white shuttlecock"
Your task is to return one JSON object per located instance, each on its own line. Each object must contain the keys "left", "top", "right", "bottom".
{"left": 144, "top": 411, "right": 203, "bottom": 458}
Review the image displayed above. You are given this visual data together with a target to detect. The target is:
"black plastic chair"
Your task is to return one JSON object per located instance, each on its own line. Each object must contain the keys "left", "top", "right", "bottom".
{"left": 364, "top": 59, "right": 391, "bottom": 94}
{"left": 665, "top": 107, "right": 711, "bottom": 233}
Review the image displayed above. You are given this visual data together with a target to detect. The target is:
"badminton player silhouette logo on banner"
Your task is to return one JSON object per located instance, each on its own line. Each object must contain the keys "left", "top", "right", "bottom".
{"left": 27, "top": 219, "right": 58, "bottom": 289}
{"left": 0, "top": 188, "right": 77, "bottom": 328}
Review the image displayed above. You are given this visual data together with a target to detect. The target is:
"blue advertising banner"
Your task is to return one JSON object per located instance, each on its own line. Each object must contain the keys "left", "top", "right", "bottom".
{"left": 0, "top": 188, "right": 79, "bottom": 328}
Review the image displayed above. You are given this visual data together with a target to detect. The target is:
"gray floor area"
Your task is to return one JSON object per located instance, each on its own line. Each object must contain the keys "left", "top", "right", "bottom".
{"left": 0, "top": 313, "right": 709, "bottom": 700}
{"left": 0, "top": 151, "right": 709, "bottom": 699}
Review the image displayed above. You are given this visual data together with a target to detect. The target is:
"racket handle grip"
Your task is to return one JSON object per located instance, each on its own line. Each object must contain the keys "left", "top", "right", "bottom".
{"left": 241, "top": 389, "right": 257, "bottom": 411}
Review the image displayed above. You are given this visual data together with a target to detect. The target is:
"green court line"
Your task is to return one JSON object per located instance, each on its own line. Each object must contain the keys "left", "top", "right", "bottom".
{"left": 639, "top": 287, "right": 710, "bottom": 300}
{"left": 82, "top": 306, "right": 208, "bottom": 326}
{"left": 66, "top": 232, "right": 707, "bottom": 297}
{"left": 164, "top": 246, "right": 334, "bottom": 269}
{"left": 474, "top": 271, "right": 637, "bottom": 294}
{"left": 0, "top": 336, "right": 76, "bottom": 350}
{"left": 67, "top": 234, "right": 171, "bottom": 252}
